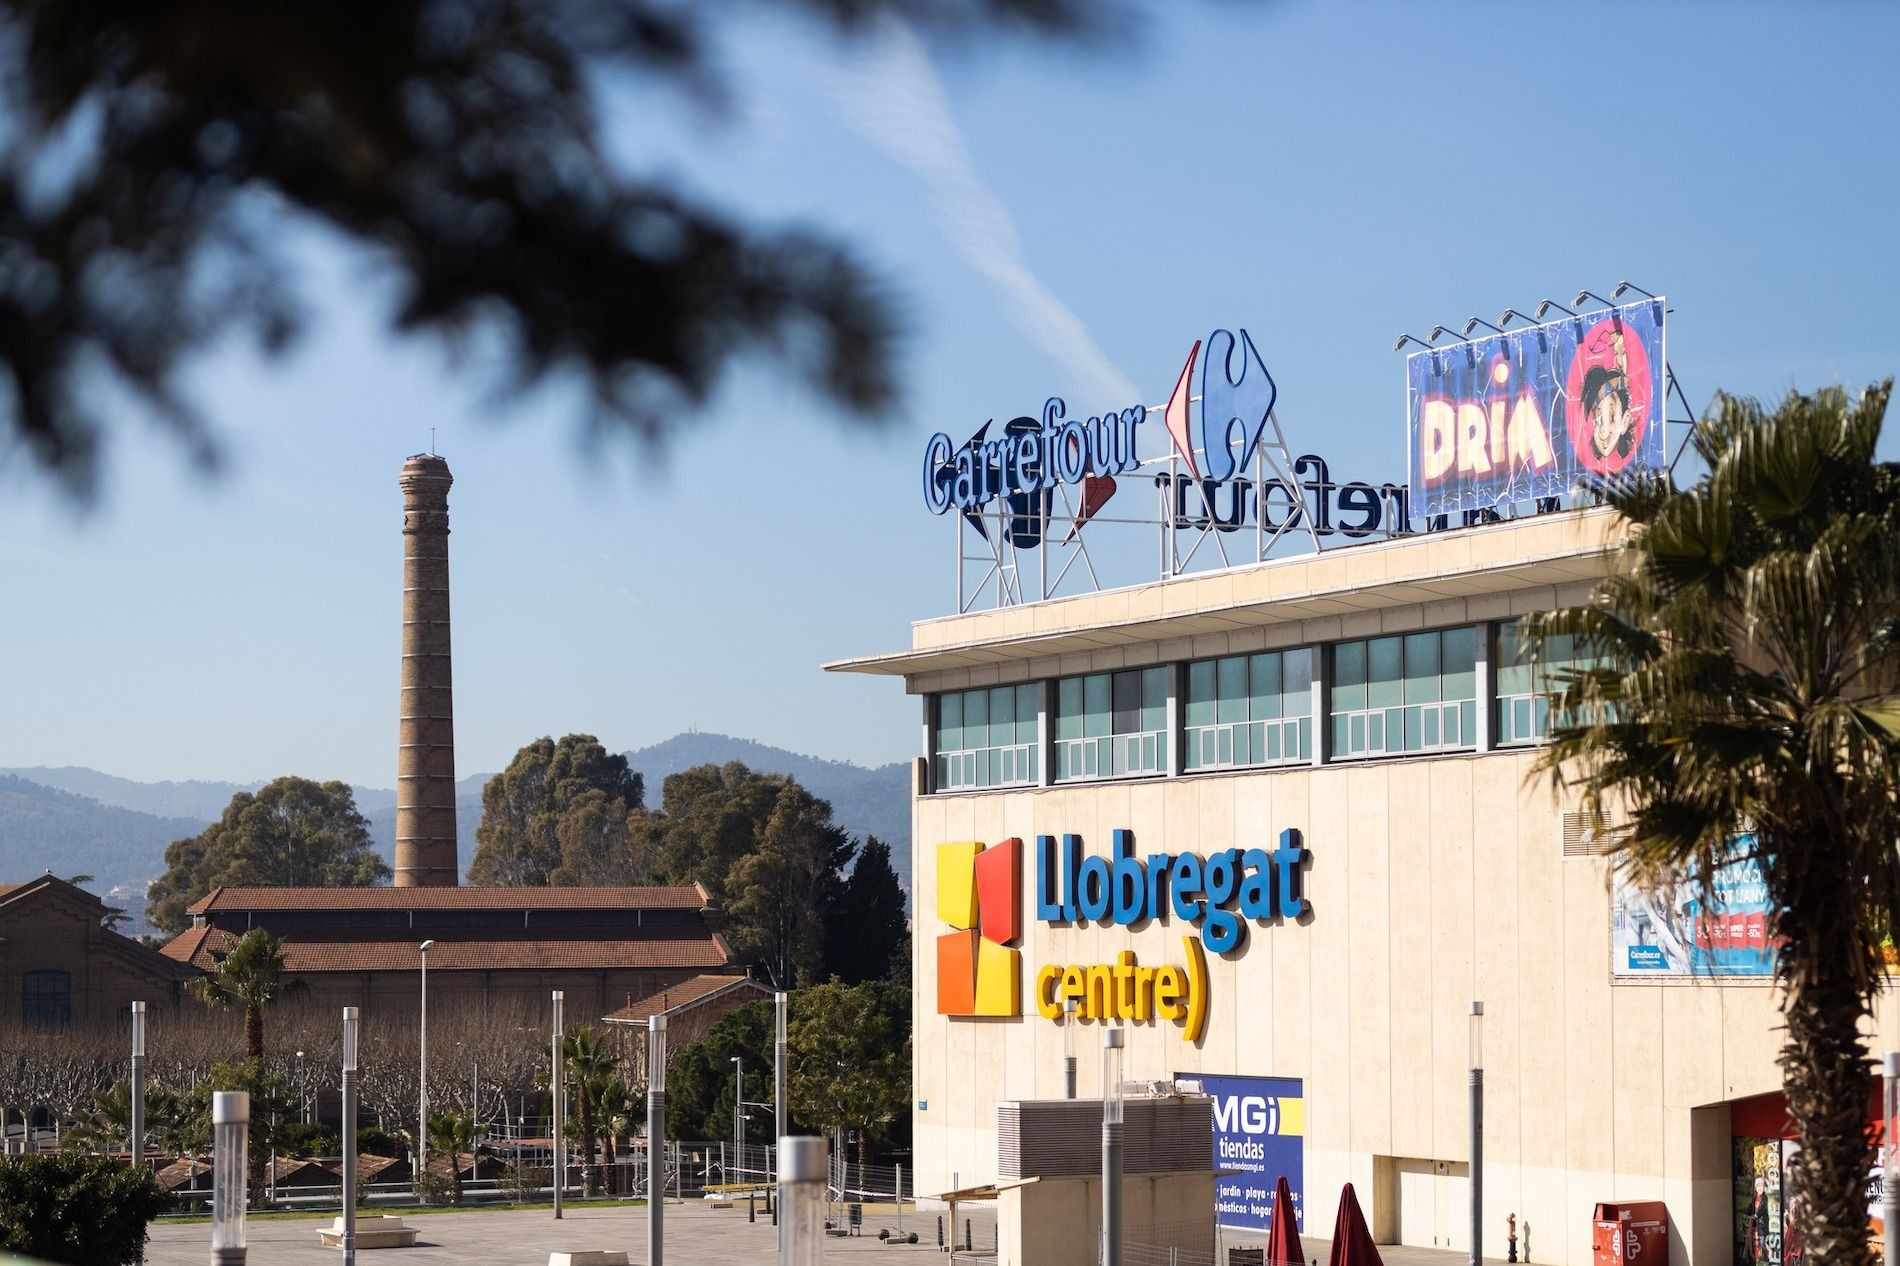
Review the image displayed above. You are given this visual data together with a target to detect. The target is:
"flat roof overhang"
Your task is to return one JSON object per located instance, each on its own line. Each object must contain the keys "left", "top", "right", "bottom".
{"left": 826, "top": 505, "right": 1619, "bottom": 680}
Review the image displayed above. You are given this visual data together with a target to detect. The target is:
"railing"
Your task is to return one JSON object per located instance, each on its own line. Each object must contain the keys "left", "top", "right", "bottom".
{"left": 1054, "top": 729, "right": 1167, "bottom": 782}
{"left": 936, "top": 742, "right": 1039, "bottom": 791}
{"left": 1183, "top": 716, "right": 1312, "bottom": 771}
{"left": 1332, "top": 698, "right": 1475, "bottom": 759}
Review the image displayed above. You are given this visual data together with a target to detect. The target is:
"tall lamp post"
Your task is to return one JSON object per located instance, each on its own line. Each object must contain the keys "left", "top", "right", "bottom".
{"left": 647, "top": 1015, "right": 666, "bottom": 1266}
{"left": 1101, "top": 1029, "right": 1124, "bottom": 1266}
{"left": 730, "top": 1056, "right": 744, "bottom": 1184}
{"left": 341, "top": 1007, "right": 359, "bottom": 1266}
{"left": 551, "top": 990, "right": 565, "bottom": 1220}
{"left": 295, "top": 1050, "right": 306, "bottom": 1124}
{"left": 130, "top": 1001, "right": 145, "bottom": 1169}
{"left": 774, "top": 992, "right": 788, "bottom": 1249}
{"left": 1469, "top": 1001, "right": 1484, "bottom": 1266}
{"left": 418, "top": 939, "right": 435, "bottom": 1195}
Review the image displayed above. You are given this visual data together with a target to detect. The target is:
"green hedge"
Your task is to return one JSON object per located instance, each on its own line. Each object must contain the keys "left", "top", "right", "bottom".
{"left": 0, "top": 1154, "right": 165, "bottom": 1266}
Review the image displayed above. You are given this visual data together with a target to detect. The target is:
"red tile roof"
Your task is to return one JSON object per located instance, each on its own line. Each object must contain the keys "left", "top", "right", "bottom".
{"left": 165, "top": 926, "right": 729, "bottom": 974}
{"left": 187, "top": 884, "right": 709, "bottom": 914}
{"left": 603, "top": 973, "right": 767, "bottom": 1024}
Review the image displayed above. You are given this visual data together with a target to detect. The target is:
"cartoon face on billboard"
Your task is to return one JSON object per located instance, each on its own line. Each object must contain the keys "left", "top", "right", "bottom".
{"left": 1563, "top": 314, "right": 1656, "bottom": 476}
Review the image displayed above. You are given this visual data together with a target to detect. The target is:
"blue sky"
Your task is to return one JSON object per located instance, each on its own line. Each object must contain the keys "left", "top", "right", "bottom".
{"left": 2, "top": 1, "right": 1896, "bottom": 788}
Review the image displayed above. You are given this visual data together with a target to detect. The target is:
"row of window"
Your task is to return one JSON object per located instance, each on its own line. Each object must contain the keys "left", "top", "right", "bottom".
{"left": 930, "top": 619, "right": 1593, "bottom": 792}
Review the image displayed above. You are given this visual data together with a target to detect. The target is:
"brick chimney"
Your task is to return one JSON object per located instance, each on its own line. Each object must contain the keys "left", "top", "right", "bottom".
{"left": 396, "top": 453, "right": 458, "bottom": 886}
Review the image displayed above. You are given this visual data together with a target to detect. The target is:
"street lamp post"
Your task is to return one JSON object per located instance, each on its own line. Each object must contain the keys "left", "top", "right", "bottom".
{"left": 418, "top": 940, "right": 435, "bottom": 1195}
{"left": 731, "top": 1056, "right": 744, "bottom": 1184}
{"left": 775, "top": 991, "right": 787, "bottom": 1247}
{"left": 130, "top": 1001, "right": 145, "bottom": 1170}
{"left": 1101, "top": 1028, "right": 1124, "bottom": 1266}
{"left": 1469, "top": 1001, "right": 1484, "bottom": 1266}
{"left": 648, "top": 1015, "right": 666, "bottom": 1266}
{"left": 551, "top": 990, "right": 565, "bottom": 1220}
{"left": 779, "top": 1136, "right": 826, "bottom": 1266}
{"left": 295, "top": 1051, "right": 306, "bottom": 1124}
{"left": 341, "top": 1008, "right": 359, "bottom": 1266}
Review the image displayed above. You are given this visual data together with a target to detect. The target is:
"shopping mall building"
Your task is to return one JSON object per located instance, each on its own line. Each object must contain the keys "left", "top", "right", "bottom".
{"left": 829, "top": 308, "right": 1893, "bottom": 1266}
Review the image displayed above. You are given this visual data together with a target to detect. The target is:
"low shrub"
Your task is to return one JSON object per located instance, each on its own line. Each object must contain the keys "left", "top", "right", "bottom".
{"left": 0, "top": 1153, "right": 166, "bottom": 1266}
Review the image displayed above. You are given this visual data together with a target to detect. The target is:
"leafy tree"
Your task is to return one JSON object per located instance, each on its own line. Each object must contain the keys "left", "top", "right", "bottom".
{"left": 188, "top": 928, "right": 307, "bottom": 1060}
{"left": 639, "top": 762, "right": 852, "bottom": 987}
{"left": 146, "top": 777, "right": 386, "bottom": 933}
{"left": 276, "top": 1121, "right": 340, "bottom": 1159}
{"left": 552, "top": 787, "right": 653, "bottom": 887}
{"left": 178, "top": 1059, "right": 296, "bottom": 1205}
{"left": 824, "top": 836, "right": 908, "bottom": 985}
{"left": 469, "top": 735, "right": 644, "bottom": 886}
{"left": 663, "top": 999, "right": 775, "bottom": 1145}
{"left": 788, "top": 980, "right": 910, "bottom": 1170}
{"left": 1530, "top": 382, "right": 1900, "bottom": 1266}
{"left": 0, "top": 1152, "right": 166, "bottom": 1266}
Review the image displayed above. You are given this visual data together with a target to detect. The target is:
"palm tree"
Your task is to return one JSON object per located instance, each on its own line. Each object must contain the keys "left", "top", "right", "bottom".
{"left": 188, "top": 928, "right": 305, "bottom": 1060}
{"left": 63, "top": 1078, "right": 181, "bottom": 1157}
{"left": 1529, "top": 382, "right": 1900, "bottom": 1266}
{"left": 425, "top": 1111, "right": 484, "bottom": 1205}
{"left": 560, "top": 1026, "right": 621, "bottom": 1197}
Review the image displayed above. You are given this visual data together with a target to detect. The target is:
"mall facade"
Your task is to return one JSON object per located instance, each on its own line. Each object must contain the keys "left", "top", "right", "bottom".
{"left": 832, "top": 504, "right": 1892, "bottom": 1266}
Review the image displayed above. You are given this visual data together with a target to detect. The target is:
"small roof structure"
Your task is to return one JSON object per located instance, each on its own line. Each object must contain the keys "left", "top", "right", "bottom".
{"left": 602, "top": 973, "right": 770, "bottom": 1026}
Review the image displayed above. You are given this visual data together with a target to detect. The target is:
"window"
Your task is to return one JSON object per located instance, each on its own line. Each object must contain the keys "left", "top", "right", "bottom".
{"left": 1330, "top": 628, "right": 1477, "bottom": 759}
{"left": 1184, "top": 648, "right": 1315, "bottom": 771}
{"left": 934, "top": 684, "right": 1039, "bottom": 791}
{"left": 22, "top": 970, "right": 70, "bottom": 1027}
{"left": 1495, "top": 619, "right": 1597, "bottom": 745}
{"left": 1054, "top": 667, "right": 1168, "bottom": 781}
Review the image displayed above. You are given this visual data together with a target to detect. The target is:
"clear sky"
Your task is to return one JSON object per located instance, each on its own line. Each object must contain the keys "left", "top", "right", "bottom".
{"left": 2, "top": 1, "right": 1896, "bottom": 789}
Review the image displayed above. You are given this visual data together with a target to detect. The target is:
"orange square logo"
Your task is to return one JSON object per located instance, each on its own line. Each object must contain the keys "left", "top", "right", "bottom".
{"left": 936, "top": 837, "right": 1021, "bottom": 1017}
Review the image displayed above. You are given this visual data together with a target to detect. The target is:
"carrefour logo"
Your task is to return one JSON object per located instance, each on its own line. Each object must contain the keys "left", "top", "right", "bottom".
{"left": 935, "top": 838, "right": 1023, "bottom": 1017}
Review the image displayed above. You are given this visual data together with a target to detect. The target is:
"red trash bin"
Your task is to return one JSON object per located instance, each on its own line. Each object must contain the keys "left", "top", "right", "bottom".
{"left": 1593, "top": 1201, "right": 1668, "bottom": 1266}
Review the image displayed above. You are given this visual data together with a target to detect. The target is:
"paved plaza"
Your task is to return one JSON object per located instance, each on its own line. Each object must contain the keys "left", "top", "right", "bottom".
{"left": 141, "top": 1200, "right": 1494, "bottom": 1266}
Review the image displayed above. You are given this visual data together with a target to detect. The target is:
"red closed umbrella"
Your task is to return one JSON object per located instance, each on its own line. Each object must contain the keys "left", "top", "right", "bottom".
{"left": 1328, "top": 1182, "right": 1384, "bottom": 1266}
{"left": 1266, "top": 1174, "right": 1305, "bottom": 1266}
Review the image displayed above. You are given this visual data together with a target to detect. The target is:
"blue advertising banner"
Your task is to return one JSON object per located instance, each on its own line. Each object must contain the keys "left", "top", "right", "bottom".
{"left": 1611, "top": 834, "right": 1773, "bottom": 977}
{"left": 1182, "top": 1072, "right": 1304, "bottom": 1233}
{"left": 1406, "top": 298, "right": 1667, "bottom": 516}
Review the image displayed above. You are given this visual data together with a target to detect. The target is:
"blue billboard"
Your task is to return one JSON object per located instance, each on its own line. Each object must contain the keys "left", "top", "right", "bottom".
{"left": 1405, "top": 298, "right": 1667, "bottom": 516}
{"left": 1184, "top": 1072, "right": 1304, "bottom": 1233}
{"left": 1612, "top": 834, "right": 1774, "bottom": 977}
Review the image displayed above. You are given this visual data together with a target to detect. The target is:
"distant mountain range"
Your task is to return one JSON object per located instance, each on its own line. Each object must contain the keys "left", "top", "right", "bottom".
{"left": 0, "top": 734, "right": 910, "bottom": 934}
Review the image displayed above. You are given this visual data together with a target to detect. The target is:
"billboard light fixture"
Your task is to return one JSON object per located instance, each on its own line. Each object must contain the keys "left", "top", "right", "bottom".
{"left": 1533, "top": 299, "right": 1575, "bottom": 320}
{"left": 1427, "top": 324, "right": 1461, "bottom": 346}
{"left": 1462, "top": 317, "right": 1505, "bottom": 338}
{"left": 1393, "top": 333, "right": 1430, "bottom": 352}
{"left": 1497, "top": 308, "right": 1538, "bottom": 328}
{"left": 1572, "top": 289, "right": 1616, "bottom": 311}
{"left": 1612, "top": 281, "right": 1656, "bottom": 300}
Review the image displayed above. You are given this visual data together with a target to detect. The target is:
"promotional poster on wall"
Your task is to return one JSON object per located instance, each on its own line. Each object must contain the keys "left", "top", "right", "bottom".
{"left": 1185, "top": 1072, "right": 1304, "bottom": 1233}
{"left": 1406, "top": 297, "right": 1667, "bottom": 516}
{"left": 1611, "top": 834, "right": 1774, "bottom": 977}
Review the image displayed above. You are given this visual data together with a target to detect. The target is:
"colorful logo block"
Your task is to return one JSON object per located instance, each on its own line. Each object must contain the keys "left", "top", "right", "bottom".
{"left": 936, "top": 837, "right": 1022, "bottom": 1017}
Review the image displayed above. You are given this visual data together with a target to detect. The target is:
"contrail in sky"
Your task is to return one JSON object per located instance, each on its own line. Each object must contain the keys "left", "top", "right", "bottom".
{"left": 828, "top": 22, "right": 1140, "bottom": 406}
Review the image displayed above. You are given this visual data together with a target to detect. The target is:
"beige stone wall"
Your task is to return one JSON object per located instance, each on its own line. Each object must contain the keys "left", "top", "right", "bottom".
{"left": 909, "top": 751, "right": 1900, "bottom": 1266}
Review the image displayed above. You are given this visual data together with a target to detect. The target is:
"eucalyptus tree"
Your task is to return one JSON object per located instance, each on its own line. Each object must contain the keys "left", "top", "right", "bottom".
{"left": 1530, "top": 382, "right": 1900, "bottom": 1266}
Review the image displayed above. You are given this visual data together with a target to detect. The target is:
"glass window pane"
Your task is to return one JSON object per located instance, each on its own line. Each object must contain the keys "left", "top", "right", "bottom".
{"left": 990, "top": 687, "right": 1015, "bottom": 747}
{"left": 1424, "top": 708, "right": 1440, "bottom": 747}
{"left": 1284, "top": 647, "right": 1313, "bottom": 700}
{"left": 1112, "top": 671, "right": 1140, "bottom": 735}
{"left": 1217, "top": 657, "right": 1247, "bottom": 724}
{"left": 1141, "top": 667, "right": 1169, "bottom": 732}
{"left": 1299, "top": 716, "right": 1312, "bottom": 758}
{"left": 1460, "top": 700, "right": 1476, "bottom": 748}
{"left": 966, "top": 688, "right": 989, "bottom": 737}
{"left": 1350, "top": 713, "right": 1366, "bottom": 754}
{"left": 1266, "top": 723, "right": 1280, "bottom": 761}
{"left": 1402, "top": 633, "right": 1439, "bottom": 703}
{"left": 1251, "top": 654, "right": 1281, "bottom": 720}
{"left": 1186, "top": 660, "right": 1216, "bottom": 728}
{"left": 1368, "top": 712, "right": 1384, "bottom": 751}
{"left": 1333, "top": 641, "right": 1367, "bottom": 712}
{"left": 939, "top": 693, "right": 963, "bottom": 753}
{"left": 1084, "top": 674, "right": 1112, "bottom": 738}
{"left": 1057, "top": 678, "right": 1083, "bottom": 740}
{"left": 1369, "top": 637, "right": 1404, "bottom": 708}
{"left": 1495, "top": 621, "right": 1533, "bottom": 696}
{"left": 1017, "top": 684, "right": 1039, "bottom": 745}
{"left": 1142, "top": 734, "right": 1157, "bottom": 771}
{"left": 1404, "top": 705, "right": 1422, "bottom": 751}
{"left": 1333, "top": 713, "right": 1351, "bottom": 757}
{"left": 1441, "top": 627, "right": 1477, "bottom": 700}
